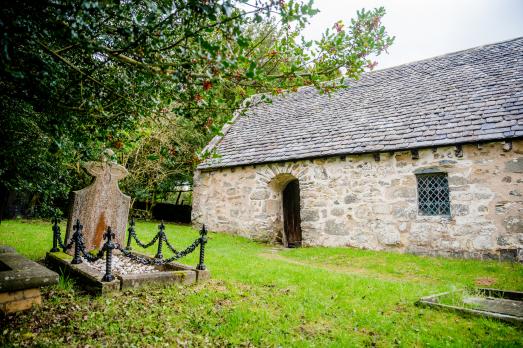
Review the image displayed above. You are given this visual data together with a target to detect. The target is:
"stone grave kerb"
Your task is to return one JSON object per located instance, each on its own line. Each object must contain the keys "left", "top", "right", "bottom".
{"left": 65, "top": 149, "right": 131, "bottom": 254}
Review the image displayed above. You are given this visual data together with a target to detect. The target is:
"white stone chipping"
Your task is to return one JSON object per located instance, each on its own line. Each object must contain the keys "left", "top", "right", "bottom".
{"left": 82, "top": 255, "right": 159, "bottom": 275}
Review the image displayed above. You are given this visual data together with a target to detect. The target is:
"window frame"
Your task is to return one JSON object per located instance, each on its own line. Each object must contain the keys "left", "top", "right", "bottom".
{"left": 415, "top": 172, "right": 451, "bottom": 217}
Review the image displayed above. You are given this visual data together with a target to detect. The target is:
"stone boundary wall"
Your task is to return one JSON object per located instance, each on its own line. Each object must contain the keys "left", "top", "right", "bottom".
{"left": 192, "top": 140, "right": 523, "bottom": 261}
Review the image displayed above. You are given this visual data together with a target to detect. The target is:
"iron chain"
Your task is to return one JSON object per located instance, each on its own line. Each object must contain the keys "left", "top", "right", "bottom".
{"left": 131, "top": 231, "right": 160, "bottom": 249}
{"left": 162, "top": 234, "right": 179, "bottom": 254}
{"left": 117, "top": 237, "right": 201, "bottom": 266}
{"left": 52, "top": 219, "right": 205, "bottom": 272}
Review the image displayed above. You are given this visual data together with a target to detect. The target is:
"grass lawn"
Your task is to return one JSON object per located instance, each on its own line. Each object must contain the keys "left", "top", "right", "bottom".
{"left": 1, "top": 219, "right": 522, "bottom": 347}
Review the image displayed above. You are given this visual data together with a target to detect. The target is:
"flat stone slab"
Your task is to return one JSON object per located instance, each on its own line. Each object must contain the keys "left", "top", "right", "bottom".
{"left": 120, "top": 268, "right": 196, "bottom": 289}
{"left": 418, "top": 288, "right": 523, "bottom": 325}
{"left": 0, "top": 246, "right": 16, "bottom": 253}
{"left": 0, "top": 246, "right": 58, "bottom": 292}
{"left": 463, "top": 296, "right": 523, "bottom": 317}
{"left": 45, "top": 251, "right": 209, "bottom": 295}
{"left": 45, "top": 252, "right": 120, "bottom": 294}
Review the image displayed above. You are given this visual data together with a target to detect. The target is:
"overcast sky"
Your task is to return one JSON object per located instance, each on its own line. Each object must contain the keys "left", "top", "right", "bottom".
{"left": 301, "top": 0, "right": 523, "bottom": 70}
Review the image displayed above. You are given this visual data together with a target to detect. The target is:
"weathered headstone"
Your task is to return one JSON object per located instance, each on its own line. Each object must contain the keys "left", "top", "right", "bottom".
{"left": 65, "top": 150, "right": 131, "bottom": 253}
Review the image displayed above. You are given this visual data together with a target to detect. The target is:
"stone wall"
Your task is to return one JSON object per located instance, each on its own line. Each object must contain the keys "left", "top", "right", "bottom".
{"left": 0, "top": 288, "right": 41, "bottom": 313}
{"left": 192, "top": 140, "right": 523, "bottom": 261}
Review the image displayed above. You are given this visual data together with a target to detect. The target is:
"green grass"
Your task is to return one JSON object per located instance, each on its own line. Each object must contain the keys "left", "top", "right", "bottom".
{"left": 1, "top": 219, "right": 522, "bottom": 347}
{"left": 435, "top": 289, "right": 484, "bottom": 309}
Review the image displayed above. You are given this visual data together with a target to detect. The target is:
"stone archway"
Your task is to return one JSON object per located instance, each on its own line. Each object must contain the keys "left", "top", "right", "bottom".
{"left": 254, "top": 163, "right": 308, "bottom": 246}
{"left": 260, "top": 166, "right": 306, "bottom": 247}
{"left": 267, "top": 173, "right": 300, "bottom": 247}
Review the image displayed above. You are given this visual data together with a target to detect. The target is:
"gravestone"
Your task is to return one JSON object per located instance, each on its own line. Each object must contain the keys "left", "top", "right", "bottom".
{"left": 65, "top": 150, "right": 131, "bottom": 253}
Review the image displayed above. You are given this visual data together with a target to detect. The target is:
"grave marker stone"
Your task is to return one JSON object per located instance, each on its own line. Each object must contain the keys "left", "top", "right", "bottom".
{"left": 65, "top": 150, "right": 130, "bottom": 253}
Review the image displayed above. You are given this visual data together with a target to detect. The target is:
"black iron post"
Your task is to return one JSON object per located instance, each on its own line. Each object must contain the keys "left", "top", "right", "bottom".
{"left": 125, "top": 218, "right": 135, "bottom": 250}
{"left": 196, "top": 225, "right": 208, "bottom": 270}
{"left": 71, "top": 219, "right": 83, "bottom": 264}
{"left": 155, "top": 221, "right": 165, "bottom": 259}
{"left": 102, "top": 227, "right": 116, "bottom": 282}
{"left": 50, "top": 217, "right": 60, "bottom": 252}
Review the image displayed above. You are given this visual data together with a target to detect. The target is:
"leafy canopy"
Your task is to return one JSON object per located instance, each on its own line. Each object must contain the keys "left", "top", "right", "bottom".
{"left": 0, "top": 0, "right": 393, "bottom": 215}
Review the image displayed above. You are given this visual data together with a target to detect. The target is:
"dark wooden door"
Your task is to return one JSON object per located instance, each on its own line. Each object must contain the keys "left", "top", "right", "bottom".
{"left": 283, "top": 179, "right": 302, "bottom": 247}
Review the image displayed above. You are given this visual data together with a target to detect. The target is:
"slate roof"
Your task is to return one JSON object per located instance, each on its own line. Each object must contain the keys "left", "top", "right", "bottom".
{"left": 199, "top": 37, "right": 523, "bottom": 170}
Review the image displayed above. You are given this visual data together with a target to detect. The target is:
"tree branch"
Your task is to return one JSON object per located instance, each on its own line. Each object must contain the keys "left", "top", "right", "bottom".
{"left": 152, "top": 6, "right": 272, "bottom": 53}
{"left": 55, "top": 44, "right": 80, "bottom": 54}
{"left": 37, "top": 41, "right": 128, "bottom": 100}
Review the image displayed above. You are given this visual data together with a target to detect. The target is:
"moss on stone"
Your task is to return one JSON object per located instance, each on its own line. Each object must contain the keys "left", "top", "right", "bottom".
{"left": 49, "top": 251, "right": 72, "bottom": 261}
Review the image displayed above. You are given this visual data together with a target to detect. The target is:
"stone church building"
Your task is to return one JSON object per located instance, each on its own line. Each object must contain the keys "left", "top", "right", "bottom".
{"left": 192, "top": 38, "right": 523, "bottom": 261}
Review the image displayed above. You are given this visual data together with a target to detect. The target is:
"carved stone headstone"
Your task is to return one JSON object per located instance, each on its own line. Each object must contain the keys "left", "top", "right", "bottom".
{"left": 65, "top": 150, "right": 131, "bottom": 254}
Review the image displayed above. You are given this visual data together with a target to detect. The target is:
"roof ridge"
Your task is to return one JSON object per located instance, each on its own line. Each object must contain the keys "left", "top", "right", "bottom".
{"left": 364, "top": 36, "right": 523, "bottom": 76}
{"left": 272, "top": 36, "right": 523, "bottom": 93}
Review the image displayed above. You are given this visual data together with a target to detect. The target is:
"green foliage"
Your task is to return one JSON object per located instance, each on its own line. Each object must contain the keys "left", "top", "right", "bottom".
{"left": 118, "top": 116, "right": 209, "bottom": 206}
{"left": 0, "top": 220, "right": 522, "bottom": 346}
{"left": 0, "top": 1, "right": 394, "bottom": 214}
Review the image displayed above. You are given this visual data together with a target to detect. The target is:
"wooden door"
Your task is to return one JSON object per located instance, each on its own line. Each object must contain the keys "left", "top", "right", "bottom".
{"left": 283, "top": 179, "right": 302, "bottom": 247}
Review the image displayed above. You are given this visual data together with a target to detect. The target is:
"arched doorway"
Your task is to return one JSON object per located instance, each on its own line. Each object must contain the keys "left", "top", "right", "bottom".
{"left": 282, "top": 179, "right": 302, "bottom": 247}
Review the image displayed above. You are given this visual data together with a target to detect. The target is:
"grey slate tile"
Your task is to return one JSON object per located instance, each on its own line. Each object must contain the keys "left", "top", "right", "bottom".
{"left": 199, "top": 38, "right": 523, "bottom": 169}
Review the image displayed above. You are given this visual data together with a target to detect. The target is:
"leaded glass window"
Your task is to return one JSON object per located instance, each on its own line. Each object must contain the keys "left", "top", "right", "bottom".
{"left": 416, "top": 173, "right": 450, "bottom": 216}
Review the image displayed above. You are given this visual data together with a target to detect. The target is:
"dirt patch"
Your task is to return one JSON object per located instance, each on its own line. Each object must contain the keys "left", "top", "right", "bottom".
{"left": 474, "top": 277, "right": 497, "bottom": 287}
{"left": 258, "top": 252, "right": 436, "bottom": 284}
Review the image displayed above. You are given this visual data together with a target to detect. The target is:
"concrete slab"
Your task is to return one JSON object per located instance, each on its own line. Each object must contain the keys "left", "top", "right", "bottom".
{"left": 463, "top": 296, "right": 523, "bottom": 317}
{"left": 0, "top": 246, "right": 58, "bottom": 292}
{"left": 418, "top": 288, "right": 523, "bottom": 326}
{"left": 45, "top": 252, "right": 120, "bottom": 295}
{"left": 1, "top": 246, "right": 58, "bottom": 313}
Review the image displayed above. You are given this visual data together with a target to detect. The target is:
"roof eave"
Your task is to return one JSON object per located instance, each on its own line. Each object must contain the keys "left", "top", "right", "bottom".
{"left": 197, "top": 135, "right": 522, "bottom": 172}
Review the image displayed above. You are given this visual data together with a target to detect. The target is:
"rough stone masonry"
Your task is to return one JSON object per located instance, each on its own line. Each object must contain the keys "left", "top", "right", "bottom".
{"left": 192, "top": 38, "right": 523, "bottom": 261}
{"left": 193, "top": 142, "right": 523, "bottom": 260}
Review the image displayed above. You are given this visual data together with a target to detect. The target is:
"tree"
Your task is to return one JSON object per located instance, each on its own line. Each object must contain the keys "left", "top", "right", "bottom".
{"left": 119, "top": 116, "right": 208, "bottom": 213}
{"left": 0, "top": 0, "right": 393, "bottom": 216}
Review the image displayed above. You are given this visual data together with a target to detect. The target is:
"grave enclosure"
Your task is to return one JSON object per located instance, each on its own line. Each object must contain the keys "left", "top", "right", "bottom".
{"left": 46, "top": 219, "right": 209, "bottom": 294}
{"left": 46, "top": 151, "right": 210, "bottom": 294}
